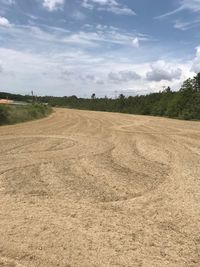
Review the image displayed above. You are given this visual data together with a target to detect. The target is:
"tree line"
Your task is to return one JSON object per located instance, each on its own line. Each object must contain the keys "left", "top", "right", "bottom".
{"left": 1, "top": 73, "right": 200, "bottom": 120}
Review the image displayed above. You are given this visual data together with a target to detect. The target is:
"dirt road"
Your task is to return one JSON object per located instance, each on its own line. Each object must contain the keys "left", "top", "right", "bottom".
{"left": 0, "top": 108, "right": 200, "bottom": 267}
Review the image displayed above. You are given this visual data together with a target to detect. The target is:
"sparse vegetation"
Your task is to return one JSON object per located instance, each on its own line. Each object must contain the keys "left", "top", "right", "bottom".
{"left": 0, "top": 104, "right": 52, "bottom": 126}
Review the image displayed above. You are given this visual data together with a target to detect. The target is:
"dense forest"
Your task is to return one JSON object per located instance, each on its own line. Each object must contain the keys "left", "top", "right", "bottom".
{"left": 1, "top": 73, "right": 200, "bottom": 120}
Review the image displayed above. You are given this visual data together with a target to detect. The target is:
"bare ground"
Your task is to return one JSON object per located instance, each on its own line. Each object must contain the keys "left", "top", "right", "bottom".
{"left": 0, "top": 108, "right": 200, "bottom": 267}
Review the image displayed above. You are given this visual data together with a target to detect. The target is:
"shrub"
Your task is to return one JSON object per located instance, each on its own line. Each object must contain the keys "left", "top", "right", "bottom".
{"left": 0, "top": 105, "right": 10, "bottom": 125}
{"left": 0, "top": 104, "right": 52, "bottom": 126}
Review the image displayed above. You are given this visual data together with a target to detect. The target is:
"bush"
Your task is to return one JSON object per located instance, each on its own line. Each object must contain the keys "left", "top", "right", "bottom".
{"left": 0, "top": 105, "right": 10, "bottom": 125}
{"left": 0, "top": 104, "right": 52, "bottom": 126}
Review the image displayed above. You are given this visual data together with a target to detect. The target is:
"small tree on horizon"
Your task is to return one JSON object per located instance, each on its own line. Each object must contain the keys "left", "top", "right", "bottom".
{"left": 91, "top": 93, "right": 96, "bottom": 100}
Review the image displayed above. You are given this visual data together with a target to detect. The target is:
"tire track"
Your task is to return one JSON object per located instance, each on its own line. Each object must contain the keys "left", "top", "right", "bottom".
{"left": 0, "top": 108, "right": 200, "bottom": 267}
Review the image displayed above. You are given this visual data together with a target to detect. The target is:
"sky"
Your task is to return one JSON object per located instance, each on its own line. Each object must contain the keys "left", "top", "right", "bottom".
{"left": 0, "top": 0, "right": 200, "bottom": 97}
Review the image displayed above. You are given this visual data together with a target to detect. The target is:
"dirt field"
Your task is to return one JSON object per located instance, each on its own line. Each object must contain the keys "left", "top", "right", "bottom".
{"left": 0, "top": 99, "right": 14, "bottom": 105}
{"left": 0, "top": 108, "right": 200, "bottom": 267}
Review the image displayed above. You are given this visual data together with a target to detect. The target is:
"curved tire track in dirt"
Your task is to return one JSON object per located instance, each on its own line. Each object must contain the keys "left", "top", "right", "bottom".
{"left": 0, "top": 108, "right": 200, "bottom": 266}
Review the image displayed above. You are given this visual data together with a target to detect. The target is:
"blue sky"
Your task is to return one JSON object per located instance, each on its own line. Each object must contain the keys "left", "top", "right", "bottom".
{"left": 0, "top": 0, "right": 200, "bottom": 97}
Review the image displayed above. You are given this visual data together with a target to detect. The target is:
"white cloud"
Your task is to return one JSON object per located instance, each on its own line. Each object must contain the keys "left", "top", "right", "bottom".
{"left": 42, "top": 0, "right": 65, "bottom": 11}
{"left": 180, "top": 0, "right": 200, "bottom": 12}
{"left": 155, "top": 7, "right": 183, "bottom": 19}
{"left": 0, "top": 21, "right": 144, "bottom": 49}
{"left": 108, "top": 70, "right": 141, "bottom": 83}
{"left": 0, "top": 46, "right": 195, "bottom": 97}
{"left": 156, "top": 1, "right": 200, "bottom": 31}
{"left": 156, "top": 0, "right": 200, "bottom": 19}
{"left": 59, "top": 29, "right": 143, "bottom": 47}
{"left": 0, "top": 20, "right": 198, "bottom": 97}
{"left": 99, "top": 5, "right": 136, "bottom": 15}
{"left": 0, "top": 0, "right": 15, "bottom": 5}
{"left": 174, "top": 20, "right": 192, "bottom": 30}
{"left": 0, "top": 64, "right": 3, "bottom": 73}
{"left": 146, "top": 61, "right": 182, "bottom": 81}
{"left": 191, "top": 47, "right": 200, "bottom": 73}
{"left": 174, "top": 18, "right": 200, "bottom": 30}
{"left": 132, "top": 38, "right": 139, "bottom": 48}
{"left": 82, "top": 0, "right": 136, "bottom": 15}
{"left": 0, "top": 17, "right": 11, "bottom": 27}
{"left": 72, "top": 11, "right": 86, "bottom": 20}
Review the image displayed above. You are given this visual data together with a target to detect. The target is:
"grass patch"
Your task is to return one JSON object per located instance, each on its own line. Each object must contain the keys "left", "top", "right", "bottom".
{"left": 0, "top": 104, "right": 52, "bottom": 126}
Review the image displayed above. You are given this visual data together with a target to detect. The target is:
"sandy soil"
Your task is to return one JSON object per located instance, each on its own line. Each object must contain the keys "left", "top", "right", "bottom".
{"left": 0, "top": 108, "right": 200, "bottom": 267}
{"left": 0, "top": 100, "right": 14, "bottom": 104}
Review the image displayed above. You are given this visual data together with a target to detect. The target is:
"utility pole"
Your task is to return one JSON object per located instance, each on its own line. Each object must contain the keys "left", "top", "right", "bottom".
{"left": 31, "top": 91, "right": 34, "bottom": 103}
{"left": 114, "top": 90, "right": 118, "bottom": 99}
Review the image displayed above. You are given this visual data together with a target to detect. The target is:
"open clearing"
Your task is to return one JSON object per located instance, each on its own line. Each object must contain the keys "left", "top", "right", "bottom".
{"left": 0, "top": 108, "right": 200, "bottom": 267}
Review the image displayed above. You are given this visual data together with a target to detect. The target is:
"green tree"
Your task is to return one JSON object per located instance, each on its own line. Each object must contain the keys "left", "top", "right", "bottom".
{"left": 91, "top": 93, "right": 96, "bottom": 100}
